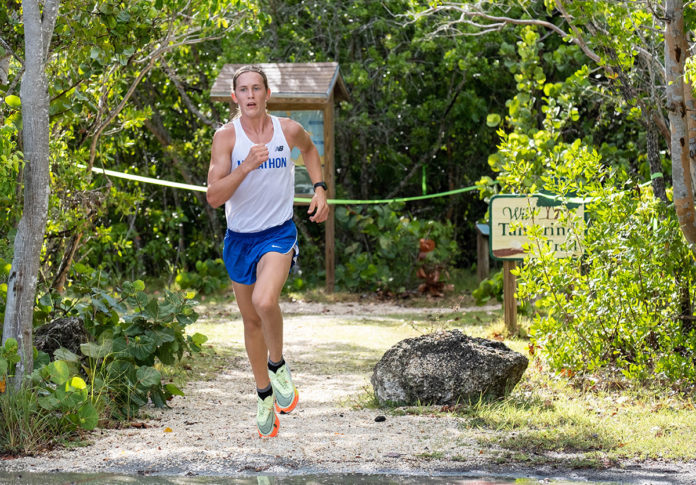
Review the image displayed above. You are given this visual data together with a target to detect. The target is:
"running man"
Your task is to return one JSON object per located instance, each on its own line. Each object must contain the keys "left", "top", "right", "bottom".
{"left": 206, "top": 65, "right": 329, "bottom": 437}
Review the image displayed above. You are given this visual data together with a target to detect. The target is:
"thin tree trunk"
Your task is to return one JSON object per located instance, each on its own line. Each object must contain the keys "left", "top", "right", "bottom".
{"left": 51, "top": 232, "right": 83, "bottom": 292}
{"left": 665, "top": 0, "right": 696, "bottom": 251}
{"left": 647, "top": 119, "right": 668, "bottom": 203}
{"left": 0, "top": 55, "right": 9, "bottom": 85}
{"left": 680, "top": 32, "right": 696, "bottom": 195}
{"left": 3, "top": 0, "right": 60, "bottom": 384}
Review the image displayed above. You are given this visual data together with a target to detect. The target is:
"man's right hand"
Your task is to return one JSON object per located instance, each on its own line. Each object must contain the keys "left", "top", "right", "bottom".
{"left": 244, "top": 144, "right": 269, "bottom": 171}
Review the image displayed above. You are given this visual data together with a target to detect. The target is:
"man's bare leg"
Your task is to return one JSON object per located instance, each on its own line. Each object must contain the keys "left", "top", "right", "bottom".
{"left": 232, "top": 282, "right": 270, "bottom": 389}
{"left": 252, "top": 251, "right": 293, "bottom": 363}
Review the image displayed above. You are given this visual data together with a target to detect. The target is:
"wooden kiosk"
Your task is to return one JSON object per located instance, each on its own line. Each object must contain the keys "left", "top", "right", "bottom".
{"left": 210, "top": 62, "right": 349, "bottom": 292}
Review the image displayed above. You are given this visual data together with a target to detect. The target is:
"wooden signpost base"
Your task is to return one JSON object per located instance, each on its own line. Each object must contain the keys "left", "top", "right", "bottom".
{"left": 503, "top": 260, "right": 517, "bottom": 335}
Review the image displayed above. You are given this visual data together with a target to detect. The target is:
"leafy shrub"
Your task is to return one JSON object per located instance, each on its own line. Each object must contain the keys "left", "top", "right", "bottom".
{"left": 482, "top": 32, "right": 696, "bottom": 385}
{"left": 473, "top": 271, "right": 503, "bottom": 305}
{"left": 519, "top": 184, "right": 696, "bottom": 385}
{"left": 0, "top": 257, "right": 9, "bottom": 339}
{"left": 0, "top": 338, "right": 20, "bottom": 388}
{"left": 495, "top": 135, "right": 696, "bottom": 386}
{"left": 175, "top": 259, "right": 229, "bottom": 295}
{"left": 35, "top": 281, "right": 207, "bottom": 419}
{"left": 334, "top": 203, "right": 459, "bottom": 293}
{"left": 33, "top": 359, "right": 98, "bottom": 431}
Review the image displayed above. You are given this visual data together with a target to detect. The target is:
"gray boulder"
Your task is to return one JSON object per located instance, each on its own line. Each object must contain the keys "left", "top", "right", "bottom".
{"left": 371, "top": 329, "right": 528, "bottom": 406}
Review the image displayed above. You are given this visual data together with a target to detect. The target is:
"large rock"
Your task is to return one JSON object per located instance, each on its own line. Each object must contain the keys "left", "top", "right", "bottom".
{"left": 371, "top": 329, "right": 528, "bottom": 406}
{"left": 34, "top": 316, "right": 88, "bottom": 358}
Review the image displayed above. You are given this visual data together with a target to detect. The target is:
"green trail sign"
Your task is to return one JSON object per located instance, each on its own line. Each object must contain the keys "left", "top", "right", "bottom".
{"left": 488, "top": 194, "right": 585, "bottom": 260}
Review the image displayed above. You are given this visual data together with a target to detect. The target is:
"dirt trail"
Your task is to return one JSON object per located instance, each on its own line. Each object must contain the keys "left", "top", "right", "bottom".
{"left": 1, "top": 302, "right": 695, "bottom": 483}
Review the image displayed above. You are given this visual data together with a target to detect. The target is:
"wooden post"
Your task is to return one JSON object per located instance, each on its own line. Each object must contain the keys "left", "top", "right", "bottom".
{"left": 475, "top": 223, "right": 490, "bottom": 283}
{"left": 323, "top": 95, "right": 336, "bottom": 293}
{"left": 503, "top": 260, "right": 517, "bottom": 335}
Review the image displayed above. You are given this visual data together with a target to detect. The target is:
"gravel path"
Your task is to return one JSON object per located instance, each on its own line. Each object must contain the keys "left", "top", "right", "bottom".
{"left": 2, "top": 301, "right": 695, "bottom": 483}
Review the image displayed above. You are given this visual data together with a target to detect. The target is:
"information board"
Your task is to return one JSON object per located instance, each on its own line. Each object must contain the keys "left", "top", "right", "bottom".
{"left": 270, "top": 110, "right": 324, "bottom": 195}
{"left": 488, "top": 194, "right": 584, "bottom": 260}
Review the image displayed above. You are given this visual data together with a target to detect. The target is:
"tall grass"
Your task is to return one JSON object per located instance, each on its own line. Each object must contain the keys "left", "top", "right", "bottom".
{"left": 0, "top": 385, "right": 67, "bottom": 455}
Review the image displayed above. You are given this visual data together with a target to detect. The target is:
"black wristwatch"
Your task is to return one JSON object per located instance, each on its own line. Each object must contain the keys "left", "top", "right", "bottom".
{"left": 313, "top": 181, "right": 328, "bottom": 192}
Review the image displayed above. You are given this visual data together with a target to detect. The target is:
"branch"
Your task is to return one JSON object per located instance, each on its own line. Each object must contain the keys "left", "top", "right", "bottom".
{"left": 87, "top": 54, "right": 158, "bottom": 170}
{"left": 552, "top": 0, "right": 603, "bottom": 64}
{"left": 85, "top": 7, "right": 247, "bottom": 170}
{"left": 0, "top": 55, "right": 9, "bottom": 85}
{"left": 161, "top": 59, "right": 218, "bottom": 128}
{"left": 386, "top": 73, "right": 467, "bottom": 199}
{"left": 4, "top": 66, "right": 24, "bottom": 98}
{"left": 555, "top": 1, "right": 669, "bottom": 144}
{"left": 40, "top": 0, "right": 61, "bottom": 63}
{"left": 0, "top": 36, "right": 22, "bottom": 65}
{"left": 412, "top": 3, "right": 602, "bottom": 63}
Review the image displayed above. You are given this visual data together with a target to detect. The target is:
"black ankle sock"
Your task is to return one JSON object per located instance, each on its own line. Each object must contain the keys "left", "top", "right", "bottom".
{"left": 268, "top": 357, "right": 285, "bottom": 373}
{"left": 257, "top": 383, "right": 272, "bottom": 400}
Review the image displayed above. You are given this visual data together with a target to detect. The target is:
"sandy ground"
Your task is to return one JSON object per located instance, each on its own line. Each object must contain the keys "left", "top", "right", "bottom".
{"left": 2, "top": 301, "right": 695, "bottom": 483}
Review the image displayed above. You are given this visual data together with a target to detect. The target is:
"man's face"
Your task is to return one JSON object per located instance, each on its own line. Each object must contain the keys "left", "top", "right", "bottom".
{"left": 232, "top": 72, "right": 269, "bottom": 116}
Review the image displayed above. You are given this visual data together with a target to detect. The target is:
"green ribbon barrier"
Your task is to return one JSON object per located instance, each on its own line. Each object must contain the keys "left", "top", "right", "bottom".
{"left": 84, "top": 164, "right": 665, "bottom": 206}
{"left": 84, "top": 165, "right": 207, "bottom": 192}
{"left": 84, "top": 164, "right": 479, "bottom": 204}
{"left": 295, "top": 185, "right": 478, "bottom": 204}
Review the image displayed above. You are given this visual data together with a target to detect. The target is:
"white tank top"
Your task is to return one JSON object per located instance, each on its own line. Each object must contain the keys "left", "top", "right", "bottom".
{"left": 225, "top": 115, "right": 294, "bottom": 232}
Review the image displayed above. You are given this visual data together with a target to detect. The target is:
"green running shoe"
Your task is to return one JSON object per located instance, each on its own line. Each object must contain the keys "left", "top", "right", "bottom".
{"left": 256, "top": 394, "right": 279, "bottom": 438}
{"left": 268, "top": 363, "right": 299, "bottom": 414}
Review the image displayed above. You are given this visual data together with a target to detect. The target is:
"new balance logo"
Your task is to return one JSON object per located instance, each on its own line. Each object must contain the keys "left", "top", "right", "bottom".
{"left": 276, "top": 145, "right": 284, "bottom": 151}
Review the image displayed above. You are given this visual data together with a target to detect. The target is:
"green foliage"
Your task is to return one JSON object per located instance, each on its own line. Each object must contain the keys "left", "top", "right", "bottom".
{"left": 334, "top": 203, "right": 459, "bottom": 293}
{"left": 0, "top": 257, "right": 9, "bottom": 337}
{"left": 175, "top": 259, "right": 229, "bottom": 295}
{"left": 0, "top": 119, "right": 20, "bottom": 262}
{"left": 0, "top": 383, "right": 66, "bottom": 456}
{"left": 0, "top": 337, "right": 20, "bottom": 382}
{"left": 481, "top": 17, "right": 695, "bottom": 386}
{"left": 518, "top": 179, "right": 696, "bottom": 385}
{"left": 34, "top": 281, "right": 205, "bottom": 419}
{"left": 34, "top": 361, "right": 98, "bottom": 431}
{"left": 490, "top": 73, "right": 696, "bottom": 383}
{"left": 79, "top": 281, "right": 202, "bottom": 416}
{"left": 1, "top": 277, "right": 206, "bottom": 451}
{"left": 473, "top": 271, "right": 503, "bottom": 306}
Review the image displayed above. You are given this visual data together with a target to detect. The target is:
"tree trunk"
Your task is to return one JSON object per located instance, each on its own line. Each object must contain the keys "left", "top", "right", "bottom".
{"left": 3, "top": 0, "right": 60, "bottom": 385}
{"left": 680, "top": 32, "right": 696, "bottom": 195}
{"left": 0, "top": 55, "right": 9, "bottom": 85}
{"left": 665, "top": 0, "right": 696, "bottom": 252}
{"left": 51, "top": 232, "right": 83, "bottom": 292}
{"left": 646, "top": 118, "right": 668, "bottom": 203}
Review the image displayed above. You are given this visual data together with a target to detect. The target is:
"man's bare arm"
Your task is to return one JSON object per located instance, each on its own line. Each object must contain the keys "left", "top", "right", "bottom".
{"left": 206, "top": 126, "right": 268, "bottom": 208}
{"left": 283, "top": 119, "right": 329, "bottom": 223}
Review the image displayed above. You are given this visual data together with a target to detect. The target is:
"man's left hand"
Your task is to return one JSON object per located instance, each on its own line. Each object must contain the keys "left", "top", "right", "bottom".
{"left": 308, "top": 190, "right": 329, "bottom": 223}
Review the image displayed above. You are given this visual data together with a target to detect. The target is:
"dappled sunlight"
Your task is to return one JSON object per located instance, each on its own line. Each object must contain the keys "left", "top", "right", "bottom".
{"left": 15, "top": 309, "right": 479, "bottom": 474}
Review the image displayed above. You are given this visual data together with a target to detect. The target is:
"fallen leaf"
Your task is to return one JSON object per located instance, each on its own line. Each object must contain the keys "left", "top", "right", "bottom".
{"left": 164, "top": 427, "right": 173, "bottom": 433}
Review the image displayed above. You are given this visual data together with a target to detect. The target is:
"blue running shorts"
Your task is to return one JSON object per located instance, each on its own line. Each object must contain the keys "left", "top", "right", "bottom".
{"left": 222, "top": 218, "right": 298, "bottom": 285}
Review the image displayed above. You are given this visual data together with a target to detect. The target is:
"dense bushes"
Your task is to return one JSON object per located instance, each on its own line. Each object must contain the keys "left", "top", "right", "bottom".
{"left": 333, "top": 204, "right": 459, "bottom": 293}
{"left": 175, "top": 259, "right": 229, "bottom": 295}
{"left": 0, "top": 282, "right": 206, "bottom": 452}
{"left": 518, "top": 182, "right": 696, "bottom": 386}
{"left": 481, "top": 24, "right": 696, "bottom": 387}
